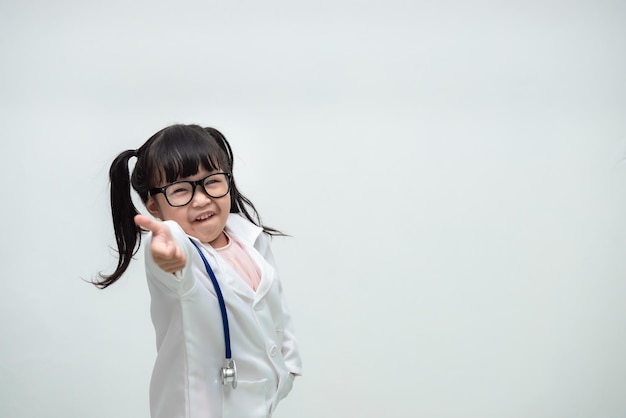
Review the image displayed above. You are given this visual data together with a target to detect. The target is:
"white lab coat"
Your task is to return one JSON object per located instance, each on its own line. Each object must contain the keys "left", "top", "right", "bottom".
{"left": 144, "top": 213, "right": 302, "bottom": 418}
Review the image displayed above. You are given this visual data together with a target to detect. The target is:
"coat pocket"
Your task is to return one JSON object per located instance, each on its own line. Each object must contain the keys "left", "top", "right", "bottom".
{"left": 222, "top": 378, "right": 268, "bottom": 418}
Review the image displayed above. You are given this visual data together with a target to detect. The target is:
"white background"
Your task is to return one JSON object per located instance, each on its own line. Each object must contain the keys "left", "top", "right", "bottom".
{"left": 1, "top": 1, "right": 626, "bottom": 417}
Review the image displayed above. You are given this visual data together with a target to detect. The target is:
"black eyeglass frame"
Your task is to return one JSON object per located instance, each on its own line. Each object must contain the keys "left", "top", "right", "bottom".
{"left": 148, "top": 172, "right": 232, "bottom": 207}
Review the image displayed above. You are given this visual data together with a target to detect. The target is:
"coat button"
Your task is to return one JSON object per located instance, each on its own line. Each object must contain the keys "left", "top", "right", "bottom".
{"left": 269, "top": 345, "right": 278, "bottom": 357}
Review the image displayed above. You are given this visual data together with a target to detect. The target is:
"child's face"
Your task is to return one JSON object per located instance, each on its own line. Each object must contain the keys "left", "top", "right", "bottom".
{"left": 146, "top": 168, "right": 231, "bottom": 248}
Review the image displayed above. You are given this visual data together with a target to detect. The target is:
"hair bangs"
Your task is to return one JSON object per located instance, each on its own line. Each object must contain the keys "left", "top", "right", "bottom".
{"left": 146, "top": 125, "right": 230, "bottom": 187}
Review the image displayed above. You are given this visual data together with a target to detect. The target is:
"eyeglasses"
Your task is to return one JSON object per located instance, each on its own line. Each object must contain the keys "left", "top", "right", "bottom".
{"left": 149, "top": 172, "right": 232, "bottom": 207}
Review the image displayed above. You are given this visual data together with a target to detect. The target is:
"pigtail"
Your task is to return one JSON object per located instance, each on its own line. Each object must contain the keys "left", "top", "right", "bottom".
{"left": 94, "top": 149, "right": 143, "bottom": 288}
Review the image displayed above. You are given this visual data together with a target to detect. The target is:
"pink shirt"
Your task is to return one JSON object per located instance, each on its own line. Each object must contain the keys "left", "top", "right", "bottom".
{"left": 216, "top": 232, "right": 262, "bottom": 291}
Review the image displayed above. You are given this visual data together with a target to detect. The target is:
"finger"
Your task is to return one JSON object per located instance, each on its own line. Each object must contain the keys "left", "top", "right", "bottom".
{"left": 153, "top": 247, "right": 187, "bottom": 273}
{"left": 157, "top": 259, "right": 187, "bottom": 273}
{"left": 135, "top": 214, "right": 166, "bottom": 235}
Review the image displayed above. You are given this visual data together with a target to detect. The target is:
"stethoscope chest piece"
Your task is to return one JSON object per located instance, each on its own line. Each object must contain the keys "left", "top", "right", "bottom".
{"left": 222, "top": 359, "right": 237, "bottom": 389}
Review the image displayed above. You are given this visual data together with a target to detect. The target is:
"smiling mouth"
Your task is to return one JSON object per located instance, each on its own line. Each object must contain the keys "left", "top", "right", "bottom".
{"left": 196, "top": 213, "right": 215, "bottom": 221}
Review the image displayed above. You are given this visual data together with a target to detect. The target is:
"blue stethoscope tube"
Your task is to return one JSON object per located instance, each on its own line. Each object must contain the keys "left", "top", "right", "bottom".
{"left": 189, "top": 238, "right": 237, "bottom": 389}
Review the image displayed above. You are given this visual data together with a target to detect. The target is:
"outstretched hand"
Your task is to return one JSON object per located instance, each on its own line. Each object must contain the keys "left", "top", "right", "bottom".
{"left": 135, "top": 215, "right": 187, "bottom": 273}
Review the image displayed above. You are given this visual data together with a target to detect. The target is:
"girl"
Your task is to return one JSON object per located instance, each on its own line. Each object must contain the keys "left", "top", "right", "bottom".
{"left": 95, "top": 124, "right": 302, "bottom": 418}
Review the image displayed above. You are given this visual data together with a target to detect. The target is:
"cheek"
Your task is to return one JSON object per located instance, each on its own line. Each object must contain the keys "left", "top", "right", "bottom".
{"left": 222, "top": 194, "right": 232, "bottom": 213}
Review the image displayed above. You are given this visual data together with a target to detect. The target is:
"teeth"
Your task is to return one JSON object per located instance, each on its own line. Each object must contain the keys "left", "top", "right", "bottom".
{"left": 196, "top": 213, "right": 213, "bottom": 221}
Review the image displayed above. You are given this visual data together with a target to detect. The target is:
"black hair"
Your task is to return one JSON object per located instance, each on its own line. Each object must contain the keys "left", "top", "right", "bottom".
{"left": 94, "top": 124, "right": 281, "bottom": 289}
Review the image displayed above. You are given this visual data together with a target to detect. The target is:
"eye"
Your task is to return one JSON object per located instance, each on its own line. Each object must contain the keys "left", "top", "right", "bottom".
{"left": 205, "top": 176, "right": 225, "bottom": 187}
{"left": 166, "top": 183, "right": 191, "bottom": 196}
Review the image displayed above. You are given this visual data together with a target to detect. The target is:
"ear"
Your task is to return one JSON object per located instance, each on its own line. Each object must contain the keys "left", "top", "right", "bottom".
{"left": 146, "top": 196, "right": 162, "bottom": 220}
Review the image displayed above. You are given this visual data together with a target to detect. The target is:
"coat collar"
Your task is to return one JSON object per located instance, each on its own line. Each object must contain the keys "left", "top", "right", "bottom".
{"left": 190, "top": 213, "right": 273, "bottom": 303}
{"left": 224, "top": 213, "right": 264, "bottom": 248}
{"left": 224, "top": 214, "right": 275, "bottom": 303}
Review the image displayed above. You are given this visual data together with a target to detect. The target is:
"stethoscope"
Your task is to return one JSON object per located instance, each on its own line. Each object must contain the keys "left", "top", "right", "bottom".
{"left": 189, "top": 238, "right": 238, "bottom": 389}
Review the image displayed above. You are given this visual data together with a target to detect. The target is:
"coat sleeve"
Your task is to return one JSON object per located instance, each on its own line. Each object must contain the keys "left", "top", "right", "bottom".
{"left": 255, "top": 234, "right": 303, "bottom": 376}
{"left": 144, "top": 220, "right": 196, "bottom": 294}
